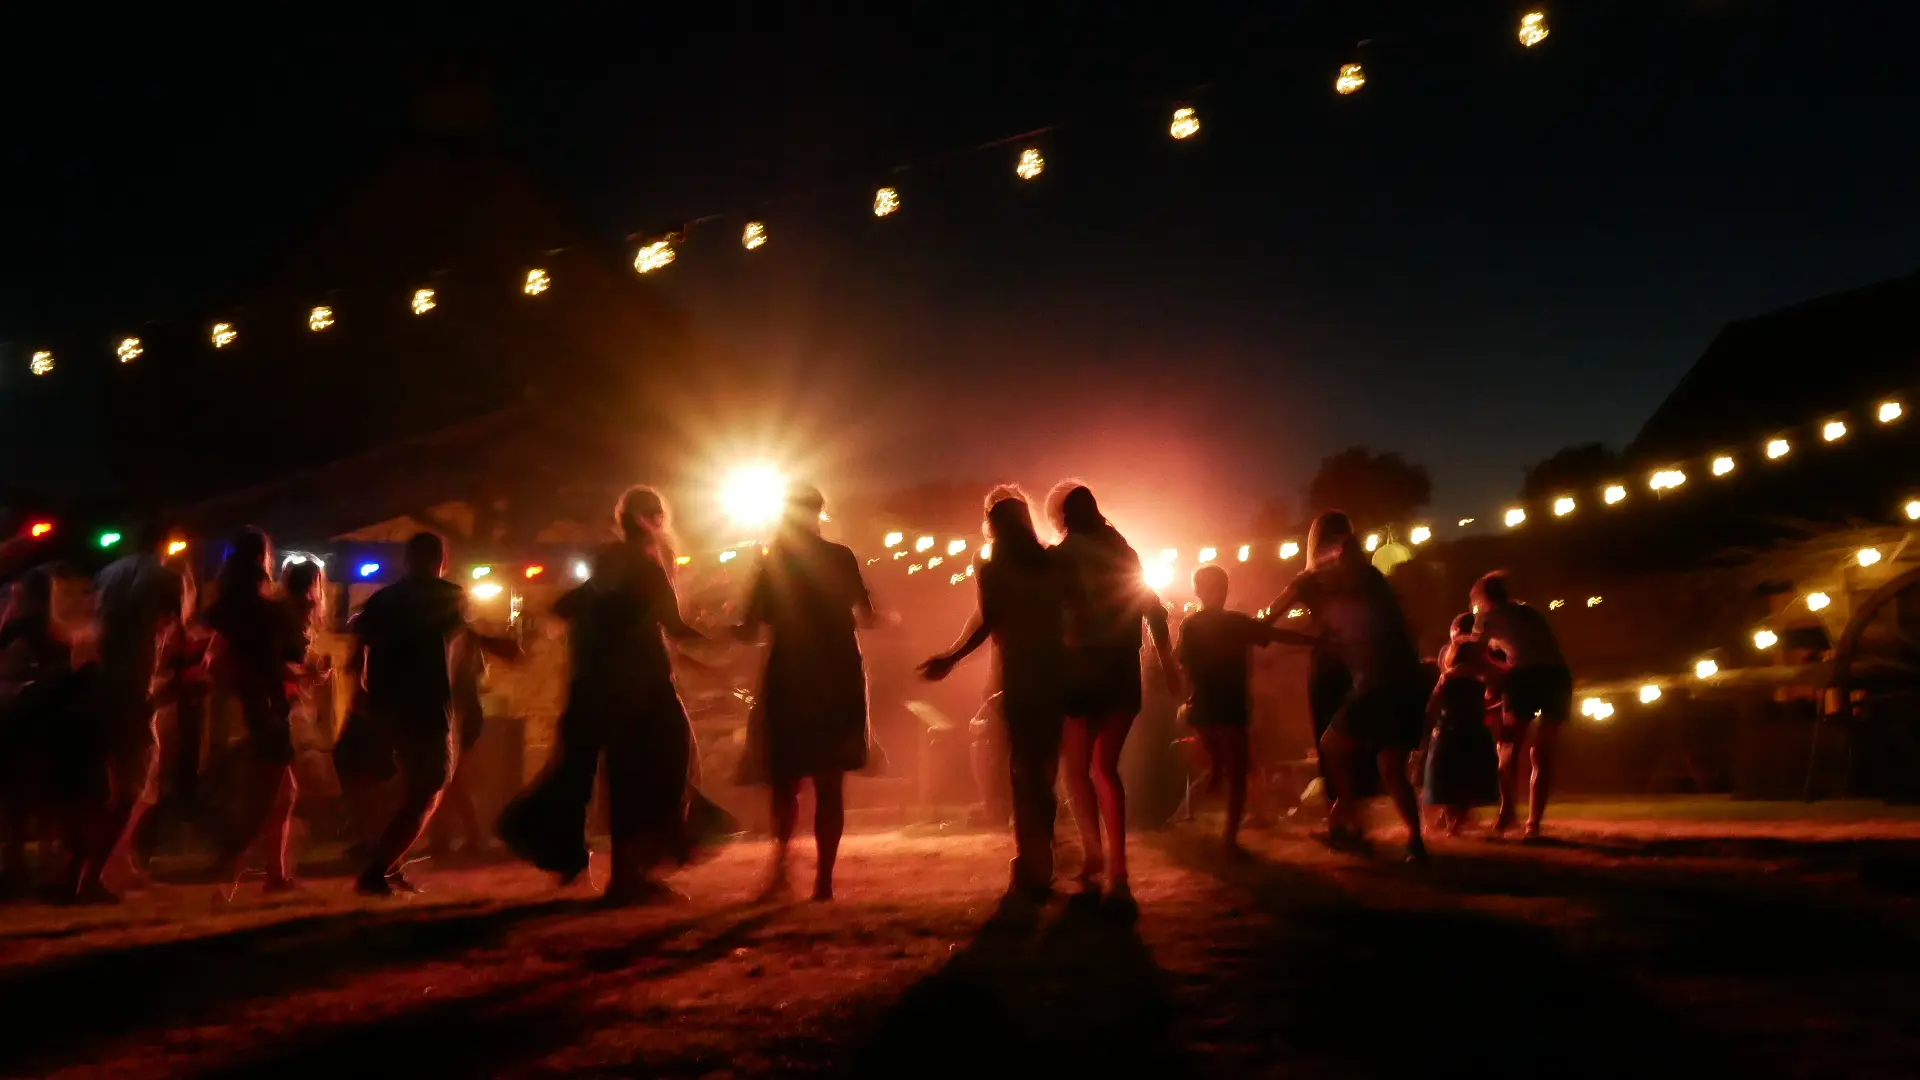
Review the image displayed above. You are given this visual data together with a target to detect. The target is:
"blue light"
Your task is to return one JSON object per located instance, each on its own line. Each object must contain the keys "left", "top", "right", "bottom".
{"left": 358, "top": 562, "right": 381, "bottom": 578}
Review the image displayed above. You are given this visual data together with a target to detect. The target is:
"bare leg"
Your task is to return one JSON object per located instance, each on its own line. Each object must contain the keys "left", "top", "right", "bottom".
{"left": 1318, "top": 726, "right": 1361, "bottom": 837}
{"left": 1222, "top": 727, "right": 1249, "bottom": 848}
{"left": 1377, "top": 748, "right": 1425, "bottom": 859}
{"left": 760, "top": 776, "right": 799, "bottom": 898}
{"left": 1059, "top": 717, "right": 1103, "bottom": 884}
{"left": 1495, "top": 726, "right": 1524, "bottom": 832}
{"left": 812, "top": 771, "right": 845, "bottom": 900}
{"left": 1527, "top": 720, "right": 1561, "bottom": 836}
{"left": 265, "top": 770, "right": 298, "bottom": 886}
{"left": 1090, "top": 714, "right": 1132, "bottom": 886}
{"left": 216, "top": 761, "right": 292, "bottom": 895}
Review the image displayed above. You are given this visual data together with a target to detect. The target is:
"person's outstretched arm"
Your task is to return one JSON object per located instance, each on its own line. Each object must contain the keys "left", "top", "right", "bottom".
{"left": 921, "top": 609, "right": 990, "bottom": 681}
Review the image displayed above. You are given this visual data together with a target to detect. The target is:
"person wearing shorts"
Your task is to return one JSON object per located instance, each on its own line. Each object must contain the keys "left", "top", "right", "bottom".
{"left": 1471, "top": 571, "right": 1573, "bottom": 838}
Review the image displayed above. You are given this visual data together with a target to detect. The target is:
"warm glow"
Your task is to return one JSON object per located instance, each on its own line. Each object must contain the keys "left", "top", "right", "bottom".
{"left": 1878, "top": 401, "right": 1903, "bottom": 424}
{"left": 116, "top": 337, "right": 143, "bottom": 363}
{"left": 471, "top": 566, "right": 492, "bottom": 580}
{"left": 411, "top": 288, "right": 437, "bottom": 315}
{"left": 1857, "top": 547, "right": 1883, "bottom": 567}
{"left": 1907, "top": 499, "right": 1920, "bottom": 522}
{"left": 525, "top": 565, "right": 546, "bottom": 578}
{"left": 1552, "top": 496, "right": 1575, "bottom": 517}
{"left": 915, "top": 535, "right": 936, "bottom": 553}
{"left": 884, "top": 532, "right": 904, "bottom": 548}
{"left": 166, "top": 539, "right": 188, "bottom": 556}
{"left": 1287, "top": 608, "right": 1306, "bottom": 620}
{"left": 1280, "top": 541, "right": 1300, "bottom": 560}
{"left": 873, "top": 187, "right": 901, "bottom": 216}
{"left": 1364, "top": 534, "right": 1381, "bottom": 552}
{"left": 308, "top": 305, "right": 335, "bottom": 331}
{"left": 1144, "top": 563, "right": 1174, "bottom": 590}
{"left": 634, "top": 240, "right": 677, "bottom": 273}
{"left": 1236, "top": 545, "right": 1251, "bottom": 562}
{"left": 1694, "top": 659, "right": 1719, "bottom": 679}
{"left": 1198, "top": 547, "right": 1218, "bottom": 563}
{"left": 29, "top": 522, "right": 53, "bottom": 538}
{"left": 928, "top": 556, "right": 944, "bottom": 568}
{"left": 1548, "top": 599, "right": 1564, "bottom": 610}
{"left": 1649, "top": 469, "right": 1687, "bottom": 491}
{"left": 980, "top": 542, "right": 993, "bottom": 561}
{"left": 29, "top": 351, "right": 53, "bottom": 376}
{"left": 674, "top": 555, "right": 691, "bottom": 566}
{"left": 1335, "top": 63, "right": 1366, "bottom": 95}
{"left": 1586, "top": 596, "right": 1603, "bottom": 607}
{"left": 1015, "top": 146, "right": 1046, "bottom": 180}
{"left": 211, "top": 322, "right": 236, "bottom": 348}
{"left": 572, "top": 560, "right": 591, "bottom": 580}
{"left": 907, "top": 563, "right": 923, "bottom": 574}
{"left": 741, "top": 222, "right": 768, "bottom": 251}
{"left": 1159, "top": 548, "right": 1179, "bottom": 564}
{"left": 1711, "top": 456, "right": 1735, "bottom": 477}
{"left": 1822, "top": 420, "right": 1847, "bottom": 442}
{"left": 1639, "top": 684, "right": 1662, "bottom": 704}
{"left": 471, "top": 582, "right": 504, "bottom": 600}
{"left": 1504, "top": 507, "right": 1527, "bottom": 528}
{"left": 719, "top": 550, "right": 739, "bottom": 564}
{"left": 1766, "top": 438, "right": 1791, "bottom": 460}
{"left": 950, "top": 573, "right": 966, "bottom": 585}
{"left": 1805, "top": 592, "right": 1831, "bottom": 611}
{"left": 1518, "top": 11, "right": 1549, "bottom": 47}
{"left": 1580, "top": 697, "right": 1613, "bottom": 721}
{"left": 947, "top": 539, "right": 967, "bottom": 556}
{"left": 1753, "top": 629, "right": 1779, "bottom": 650}
{"left": 1458, "top": 518, "right": 1475, "bottom": 526}
{"left": 1603, "top": 484, "right": 1627, "bottom": 505}
{"left": 720, "top": 465, "right": 789, "bottom": 531}
{"left": 1410, "top": 525, "right": 1431, "bottom": 545}
{"left": 1169, "top": 107, "right": 1200, "bottom": 140}
{"left": 523, "top": 269, "right": 551, "bottom": 296}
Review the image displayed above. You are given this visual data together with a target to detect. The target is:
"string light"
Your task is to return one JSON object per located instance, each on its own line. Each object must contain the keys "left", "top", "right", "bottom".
{"left": 29, "top": 351, "right": 54, "bottom": 376}
{"left": 1752, "top": 629, "right": 1778, "bottom": 650}
{"left": 116, "top": 337, "right": 143, "bottom": 363}
{"left": 1169, "top": 107, "right": 1200, "bottom": 140}
{"left": 1766, "top": 438, "right": 1791, "bottom": 460}
{"left": 523, "top": 269, "right": 551, "bottom": 296}
{"left": 1906, "top": 499, "right": 1920, "bottom": 521}
{"left": 1548, "top": 599, "right": 1564, "bottom": 610}
{"left": 1015, "top": 147, "right": 1045, "bottom": 181}
{"left": 950, "top": 573, "right": 966, "bottom": 585}
{"left": 1236, "top": 545, "right": 1251, "bottom": 562}
{"left": 29, "top": 522, "right": 54, "bottom": 538}
{"left": 526, "top": 565, "right": 547, "bottom": 578}
{"left": 1822, "top": 420, "right": 1847, "bottom": 442}
{"left": 1457, "top": 518, "right": 1476, "bottom": 526}
{"left": 1504, "top": 507, "right": 1527, "bottom": 527}
{"left": 472, "top": 582, "right": 504, "bottom": 600}
{"left": 928, "top": 556, "right": 944, "bottom": 568}
{"left": 98, "top": 531, "right": 122, "bottom": 548}
{"left": 1878, "top": 401, "right": 1903, "bottom": 424}
{"left": 166, "top": 540, "right": 188, "bottom": 556}
{"left": 873, "top": 187, "right": 901, "bottom": 217}
{"left": 1335, "top": 63, "right": 1366, "bottom": 95}
{"left": 908, "top": 562, "right": 923, "bottom": 574}
{"left": 947, "top": 539, "right": 967, "bottom": 556}
{"left": 1198, "top": 547, "right": 1218, "bottom": 563}
{"left": 1364, "top": 534, "right": 1381, "bottom": 552}
{"left": 1856, "top": 547, "right": 1882, "bottom": 567}
{"left": 359, "top": 562, "right": 382, "bottom": 579}
{"left": 572, "top": 560, "right": 591, "bottom": 580}
{"left": 1410, "top": 525, "right": 1432, "bottom": 545}
{"left": 966, "top": 564, "right": 975, "bottom": 577}
{"left": 741, "top": 222, "right": 768, "bottom": 251}
{"left": 915, "top": 536, "right": 935, "bottom": 553}
{"left": 719, "top": 550, "right": 739, "bottom": 564}
{"left": 308, "top": 306, "right": 335, "bottom": 331}
{"left": 1286, "top": 608, "right": 1306, "bottom": 620}
{"left": 1694, "top": 659, "right": 1719, "bottom": 679}
{"left": 1805, "top": 592, "right": 1831, "bottom": 612}
{"left": 1580, "top": 697, "right": 1614, "bottom": 721}
{"left": 1639, "top": 684, "right": 1662, "bottom": 704}
{"left": 1603, "top": 485, "right": 1627, "bottom": 505}
{"left": 471, "top": 566, "right": 492, "bottom": 580}
{"left": 211, "top": 322, "right": 237, "bottom": 348}
{"left": 1280, "top": 541, "right": 1300, "bottom": 559}
{"left": 1518, "top": 11, "right": 1549, "bottom": 47}
{"left": 1649, "top": 469, "right": 1687, "bottom": 492}
{"left": 1586, "top": 596, "right": 1603, "bottom": 607}
{"left": 634, "top": 240, "right": 676, "bottom": 273}
{"left": 884, "top": 532, "right": 904, "bottom": 548}
{"left": 411, "top": 288, "right": 437, "bottom": 315}
{"left": 1711, "top": 456, "right": 1735, "bottom": 477}
{"left": 1552, "top": 496, "right": 1575, "bottom": 517}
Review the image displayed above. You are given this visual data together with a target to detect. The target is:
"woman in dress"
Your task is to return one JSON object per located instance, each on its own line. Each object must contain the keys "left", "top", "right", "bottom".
{"left": 1422, "top": 613, "right": 1505, "bottom": 835}
{"left": 920, "top": 485, "right": 1069, "bottom": 902}
{"left": 736, "top": 484, "right": 877, "bottom": 902}
{"left": 498, "top": 485, "right": 705, "bottom": 904}
{"left": 1046, "top": 482, "right": 1176, "bottom": 911}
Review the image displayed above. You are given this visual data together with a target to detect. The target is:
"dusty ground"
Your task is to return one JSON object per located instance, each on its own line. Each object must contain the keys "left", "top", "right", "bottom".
{"left": 3, "top": 800, "right": 1920, "bottom": 1078}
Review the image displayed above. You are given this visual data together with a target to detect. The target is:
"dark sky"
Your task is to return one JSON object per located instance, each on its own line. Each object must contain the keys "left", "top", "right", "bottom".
{"left": 4, "top": 2, "right": 1917, "bottom": 536}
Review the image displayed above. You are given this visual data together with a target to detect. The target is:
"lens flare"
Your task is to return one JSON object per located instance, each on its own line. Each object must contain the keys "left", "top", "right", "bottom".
{"left": 720, "top": 465, "right": 789, "bottom": 530}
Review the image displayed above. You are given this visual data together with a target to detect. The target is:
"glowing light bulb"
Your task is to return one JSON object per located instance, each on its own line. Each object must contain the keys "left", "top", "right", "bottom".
{"left": 1603, "top": 485, "right": 1627, "bottom": 505}
{"left": 947, "top": 539, "right": 967, "bottom": 556}
{"left": 1823, "top": 420, "right": 1847, "bottom": 442}
{"left": 1159, "top": 548, "right": 1179, "bottom": 564}
{"left": 1906, "top": 499, "right": 1920, "bottom": 521}
{"left": 166, "top": 540, "right": 188, "bottom": 556}
{"left": 526, "top": 565, "right": 547, "bottom": 578}
{"left": 1752, "top": 629, "right": 1778, "bottom": 650}
{"left": 908, "top": 563, "right": 923, "bottom": 574}
{"left": 1711, "top": 456, "right": 1735, "bottom": 477}
{"left": 720, "top": 465, "right": 789, "bottom": 531}
{"left": 980, "top": 542, "right": 993, "bottom": 561}
{"left": 1766, "top": 438, "right": 1791, "bottom": 460}
{"left": 359, "top": 562, "right": 381, "bottom": 579}
{"left": 1548, "top": 599, "right": 1564, "bottom": 610}
{"left": 928, "top": 556, "right": 944, "bottom": 569}
{"left": 471, "top": 566, "right": 492, "bottom": 580}
{"left": 1805, "top": 592, "right": 1831, "bottom": 612}
{"left": 211, "top": 322, "right": 237, "bottom": 348}
{"left": 634, "top": 240, "right": 676, "bottom": 273}
{"left": 1580, "top": 697, "right": 1613, "bottom": 720}
{"left": 1335, "top": 63, "right": 1366, "bottom": 95}
{"left": 741, "top": 222, "right": 767, "bottom": 251}
{"left": 1878, "top": 401, "right": 1903, "bottom": 424}
{"left": 1410, "top": 526, "right": 1431, "bottom": 545}
{"left": 1015, "top": 146, "right": 1045, "bottom": 180}
{"left": 884, "top": 532, "right": 904, "bottom": 548}
{"left": 1694, "top": 659, "right": 1719, "bottom": 679}
{"left": 116, "top": 337, "right": 143, "bottom": 363}
{"left": 1553, "top": 496, "right": 1575, "bottom": 517}
{"left": 472, "top": 582, "right": 504, "bottom": 600}
{"left": 572, "top": 560, "right": 590, "bottom": 580}
{"left": 1518, "top": 11, "right": 1549, "bottom": 47}
{"left": 1287, "top": 608, "right": 1306, "bottom": 620}
{"left": 98, "top": 532, "right": 122, "bottom": 548}
{"left": 914, "top": 535, "right": 935, "bottom": 553}
{"left": 1586, "top": 596, "right": 1603, "bottom": 607}
{"left": 873, "top": 187, "right": 901, "bottom": 217}
{"left": 1649, "top": 469, "right": 1687, "bottom": 492}
{"left": 1639, "top": 684, "right": 1662, "bottom": 704}
{"left": 1280, "top": 541, "right": 1300, "bottom": 560}
{"left": 1857, "top": 547, "right": 1883, "bottom": 567}
{"left": 965, "top": 564, "right": 975, "bottom": 577}
{"left": 28, "top": 351, "right": 53, "bottom": 376}
{"left": 950, "top": 573, "right": 966, "bottom": 585}
{"left": 308, "top": 306, "right": 335, "bottom": 331}
{"left": 28, "top": 522, "right": 53, "bottom": 538}
{"left": 1169, "top": 107, "right": 1200, "bottom": 140}
{"left": 1198, "top": 547, "right": 1218, "bottom": 563}
{"left": 1144, "top": 563, "right": 1174, "bottom": 590}
{"left": 411, "top": 288, "right": 437, "bottom": 315}
{"left": 1236, "top": 545, "right": 1251, "bottom": 562}
{"left": 1504, "top": 507, "right": 1527, "bottom": 528}
{"left": 719, "top": 550, "right": 739, "bottom": 564}
{"left": 1364, "top": 534, "right": 1381, "bottom": 552}
{"left": 523, "top": 269, "right": 551, "bottom": 296}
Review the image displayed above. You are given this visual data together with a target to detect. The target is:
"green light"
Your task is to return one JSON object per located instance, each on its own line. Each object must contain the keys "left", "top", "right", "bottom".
{"left": 98, "top": 531, "right": 123, "bottom": 548}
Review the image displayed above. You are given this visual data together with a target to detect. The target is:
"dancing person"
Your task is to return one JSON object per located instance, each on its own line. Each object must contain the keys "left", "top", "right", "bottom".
{"left": 1470, "top": 571, "right": 1573, "bottom": 838}
{"left": 1268, "top": 511, "right": 1427, "bottom": 860}
{"left": 1047, "top": 482, "right": 1177, "bottom": 911}
{"left": 498, "top": 486, "right": 705, "bottom": 904}
{"left": 430, "top": 626, "right": 489, "bottom": 857}
{"left": 736, "top": 484, "right": 877, "bottom": 902}
{"left": 966, "top": 693, "right": 1012, "bottom": 829}
{"left": 86, "top": 523, "right": 187, "bottom": 901}
{"left": 1422, "top": 613, "right": 1506, "bottom": 836}
{"left": 921, "top": 486, "right": 1070, "bottom": 902}
{"left": 350, "top": 531, "right": 519, "bottom": 897}
{"left": 1175, "top": 564, "right": 1314, "bottom": 852}
{"left": 0, "top": 570, "right": 85, "bottom": 893}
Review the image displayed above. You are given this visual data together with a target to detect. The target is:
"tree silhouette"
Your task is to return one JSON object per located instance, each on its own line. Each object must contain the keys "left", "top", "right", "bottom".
{"left": 1521, "top": 442, "right": 1622, "bottom": 501}
{"left": 1303, "top": 447, "right": 1432, "bottom": 530}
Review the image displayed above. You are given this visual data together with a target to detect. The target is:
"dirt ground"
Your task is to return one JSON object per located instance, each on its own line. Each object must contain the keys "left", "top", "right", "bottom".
{"left": 3, "top": 801, "right": 1919, "bottom": 1079}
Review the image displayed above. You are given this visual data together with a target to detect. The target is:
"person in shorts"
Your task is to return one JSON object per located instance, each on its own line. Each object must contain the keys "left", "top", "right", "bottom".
{"left": 1470, "top": 571, "right": 1573, "bottom": 838}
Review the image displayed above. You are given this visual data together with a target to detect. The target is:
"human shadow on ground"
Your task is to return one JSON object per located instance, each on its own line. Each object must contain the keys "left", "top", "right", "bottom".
{"left": 851, "top": 893, "right": 1189, "bottom": 1077}
{"left": 1157, "top": 836, "right": 1737, "bottom": 1078}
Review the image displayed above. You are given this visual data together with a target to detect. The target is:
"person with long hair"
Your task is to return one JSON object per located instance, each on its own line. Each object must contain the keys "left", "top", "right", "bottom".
{"left": 1046, "top": 482, "right": 1176, "bottom": 913}
{"left": 1268, "top": 511, "right": 1427, "bottom": 859}
{"left": 735, "top": 484, "right": 877, "bottom": 902}
{"left": 920, "top": 485, "right": 1069, "bottom": 903}
{"left": 499, "top": 486, "right": 705, "bottom": 904}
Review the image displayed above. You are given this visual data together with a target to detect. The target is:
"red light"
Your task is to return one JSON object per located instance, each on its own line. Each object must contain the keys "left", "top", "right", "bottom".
{"left": 29, "top": 521, "right": 53, "bottom": 538}
{"left": 524, "top": 565, "right": 545, "bottom": 578}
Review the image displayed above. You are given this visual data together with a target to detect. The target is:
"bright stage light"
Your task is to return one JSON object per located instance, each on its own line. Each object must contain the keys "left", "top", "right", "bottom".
{"left": 1198, "top": 547, "right": 1217, "bottom": 563}
{"left": 1410, "top": 526, "right": 1431, "bottom": 545}
{"left": 884, "top": 531, "right": 904, "bottom": 548}
{"left": 1144, "top": 562, "right": 1174, "bottom": 591}
{"left": 720, "top": 465, "right": 789, "bottom": 530}
{"left": 471, "top": 583, "right": 504, "bottom": 600}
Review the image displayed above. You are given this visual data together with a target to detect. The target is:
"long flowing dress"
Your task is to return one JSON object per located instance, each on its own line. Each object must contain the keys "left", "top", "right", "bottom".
{"left": 737, "top": 532, "right": 872, "bottom": 786}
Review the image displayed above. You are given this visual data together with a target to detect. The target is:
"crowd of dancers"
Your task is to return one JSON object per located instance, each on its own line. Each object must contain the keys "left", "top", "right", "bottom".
{"left": 0, "top": 477, "right": 1572, "bottom": 910}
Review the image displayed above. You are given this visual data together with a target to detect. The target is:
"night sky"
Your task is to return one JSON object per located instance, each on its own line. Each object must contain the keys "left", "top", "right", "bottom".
{"left": 4, "top": 2, "right": 1917, "bottom": 536}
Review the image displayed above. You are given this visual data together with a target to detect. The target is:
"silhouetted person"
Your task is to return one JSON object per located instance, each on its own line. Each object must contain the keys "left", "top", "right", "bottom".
{"left": 1423, "top": 613, "right": 1506, "bottom": 836}
{"left": 1047, "top": 482, "right": 1177, "bottom": 913}
{"left": 1470, "top": 571, "right": 1573, "bottom": 838}
{"left": 1, "top": 569, "right": 85, "bottom": 893}
{"left": 736, "top": 485, "right": 877, "bottom": 902}
{"left": 921, "top": 486, "right": 1070, "bottom": 902}
{"left": 350, "top": 531, "right": 519, "bottom": 896}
